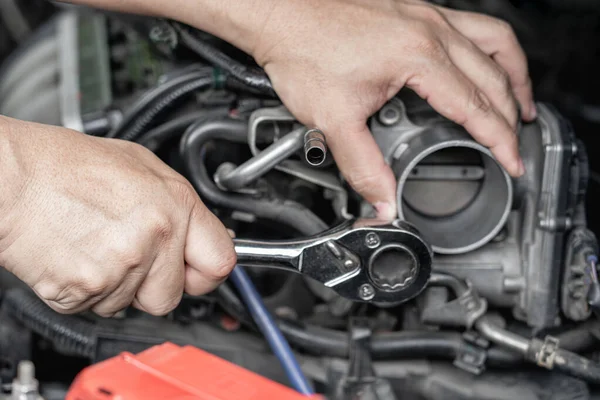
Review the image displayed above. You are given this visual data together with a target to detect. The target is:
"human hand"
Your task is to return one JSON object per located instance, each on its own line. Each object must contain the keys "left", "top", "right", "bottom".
{"left": 0, "top": 117, "right": 236, "bottom": 317}
{"left": 250, "top": 0, "right": 535, "bottom": 218}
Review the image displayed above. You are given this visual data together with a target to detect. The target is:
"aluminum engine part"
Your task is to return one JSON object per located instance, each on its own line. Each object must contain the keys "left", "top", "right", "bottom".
{"left": 370, "top": 95, "right": 588, "bottom": 330}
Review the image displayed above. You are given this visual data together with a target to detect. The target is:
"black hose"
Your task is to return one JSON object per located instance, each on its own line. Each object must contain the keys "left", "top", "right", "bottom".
{"left": 137, "top": 108, "right": 230, "bottom": 151}
{"left": 2, "top": 289, "right": 96, "bottom": 358}
{"left": 180, "top": 118, "right": 328, "bottom": 235}
{"left": 107, "top": 66, "right": 215, "bottom": 141}
{"left": 173, "top": 23, "right": 275, "bottom": 97}
{"left": 554, "top": 348, "right": 600, "bottom": 384}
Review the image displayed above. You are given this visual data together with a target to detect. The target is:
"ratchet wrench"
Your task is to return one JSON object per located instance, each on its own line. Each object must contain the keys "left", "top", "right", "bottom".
{"left": 234, "top": 219, "right": 433, "bottom": 306}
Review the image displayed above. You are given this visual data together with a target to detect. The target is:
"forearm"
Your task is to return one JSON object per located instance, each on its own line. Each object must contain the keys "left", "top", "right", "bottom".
{"left": 63, "top": 0, "right": 278, "bottom": 55}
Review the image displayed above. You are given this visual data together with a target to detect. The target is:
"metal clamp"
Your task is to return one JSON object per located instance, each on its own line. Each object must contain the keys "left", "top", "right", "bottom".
{"left": 453, "top": 331, "right": 489, "bottom": 375}
{"left": 234, "top": 218, "right": 433, "bottom": 306}
{"left": 536, "top": 335, "right": 560, "bottom": 369}
{"left": 422, "top": 275, "right": 488, "bottom": 329}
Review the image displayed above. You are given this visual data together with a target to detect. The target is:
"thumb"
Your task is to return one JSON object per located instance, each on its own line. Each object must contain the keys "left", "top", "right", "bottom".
{"left": 325, "top": 120, "right": 397, "bottom": 219}
{"left": 183, "top": 202, "right": 237, "bottom": 296}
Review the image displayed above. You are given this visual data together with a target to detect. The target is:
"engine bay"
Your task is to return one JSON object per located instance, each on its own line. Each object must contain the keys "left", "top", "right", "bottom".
{"left": 2, "top": 1, "right": 600, "bottom": 399}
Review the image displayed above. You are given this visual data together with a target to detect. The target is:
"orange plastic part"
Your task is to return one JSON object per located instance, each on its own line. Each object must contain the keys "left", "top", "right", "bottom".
{"left": 66, "top": 342, "right": 323, "bottom": 400}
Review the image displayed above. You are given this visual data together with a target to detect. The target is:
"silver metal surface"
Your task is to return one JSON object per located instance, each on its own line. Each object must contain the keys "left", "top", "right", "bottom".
{"left": 215, "top": 127, "right": 306, "bottom": 191}
{"left": 304, "top": 129, "right": 327, "bottom": 166}
{"left": 58, "top": 13, "right": 84, "bottom": 132}
{"left": 234, "top": 218, "right": 433, "bottom": 306}
{"left": 475, "top": 316, "right": 530, "bottom": 355}
{"left": 247, "top": 107, "right": 351, "bottom": 219}
{"left": 393, "top": 128, "right": 512, "bottom": 255}
{"left": 370, "top": 99, "right": 513, "bottom": 254}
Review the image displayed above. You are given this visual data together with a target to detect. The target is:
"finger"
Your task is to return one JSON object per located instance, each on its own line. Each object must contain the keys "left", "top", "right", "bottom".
{"left": 438, "top": 8, "right": 536, "bottom": 120}
{"left": 134, "top": 246, "right": 185, "bottom": 316}
{"left": 446, "top": 32, "right": 518, "bottom": 131}
{"left": 91, "top": 269, "right": 147, "bottom": 317}
{"left": 184, "top": 202, "right": 236, "bottom": 296}
{"left": 324, "top": 120, "right": 397, "bottom": 219}
{"left": 405, "top": 52, "right": 524, "bottom": 177}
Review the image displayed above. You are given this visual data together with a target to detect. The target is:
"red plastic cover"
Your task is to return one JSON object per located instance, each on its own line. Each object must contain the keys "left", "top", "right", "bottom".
{"left": 66, "top": 342, "right": 322, "bottom": 400}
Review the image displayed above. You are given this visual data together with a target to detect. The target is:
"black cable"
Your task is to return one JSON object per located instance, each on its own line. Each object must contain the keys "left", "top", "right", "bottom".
{"left": 137, "top": 108, "right": 230, "bottom": 151}
{"left": 180, "top": 118, "right": 328, "bottom": 235}
{"left": 107, "top": 66, "right": 215, "bottom": 141}
{"left": 2, "top": 289, "right": 96, "bottom": 358}
{"left": 173, "top": 22, "right": 275, "bottom": 97}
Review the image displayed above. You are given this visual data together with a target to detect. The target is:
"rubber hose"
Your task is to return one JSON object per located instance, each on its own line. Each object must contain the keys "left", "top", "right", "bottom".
{"left": 173, "top": 23, "right": 275, "bottom": 97}
{"left": 106, "top": 66, "right": 212, "bottom": 139}
{"left": 2, "top": 289, "right": 96, "bottom": 358}
{"left": 117, "top": 75, "right": 215, "bottom": 142}
{"left": 180, "top": 118, "right": 328, "bottom": 235}
{"left": 137, "top": 108, "right": 230, "bottom": 151}
{"left": 554, "top": 348, "right": 600, "bottom": 384}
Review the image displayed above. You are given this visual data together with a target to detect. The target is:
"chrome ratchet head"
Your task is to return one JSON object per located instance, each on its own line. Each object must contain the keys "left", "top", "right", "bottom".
{"left": 234, "top": 219, "right": 433, "bottom": 306}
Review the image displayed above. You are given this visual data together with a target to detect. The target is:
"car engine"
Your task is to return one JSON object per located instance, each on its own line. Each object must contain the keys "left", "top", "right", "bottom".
{"left": 2, "top": 2, "right": 600, "bottom": 399}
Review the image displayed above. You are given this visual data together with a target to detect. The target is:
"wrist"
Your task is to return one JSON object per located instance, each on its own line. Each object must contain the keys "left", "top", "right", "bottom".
{"left": 165, "top": 0, "right": 281, "bottom": 58}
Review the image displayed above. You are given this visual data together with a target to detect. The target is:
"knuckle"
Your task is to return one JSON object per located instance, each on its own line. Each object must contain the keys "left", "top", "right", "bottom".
{"left": 77, "top": 272, "right": 111, "bottom": 298}
{"left": 413, "top": 33, "right": 446, "bottom": 61}
{"left": 113, "top": 242, "right": 146, "bottom": 270}
{"left": 494, "top": 18, "right": 517, "bottom": 41}
{"left": 147, "top": 213, "right": 174, "bottom": 242}
{"left": 414, "top": 5, "right": 448, "bottom": 27}
{"left": 468, "top": 89, "right": 492, "bottom": 116}
{"left": 145, "top": 294, "right": 182, "bottom": 316}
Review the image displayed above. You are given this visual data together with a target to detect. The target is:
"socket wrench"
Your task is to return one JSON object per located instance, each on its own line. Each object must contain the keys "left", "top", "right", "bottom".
{"left": 234, "top": 219, "right": 433, "bottom": 306}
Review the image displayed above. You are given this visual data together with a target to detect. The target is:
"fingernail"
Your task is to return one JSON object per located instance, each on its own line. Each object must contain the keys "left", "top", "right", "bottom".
{"left": 227, "top": 229, "right": 236, "bottom": 239}
{"left": 373, "top": 201, "right": 396, "bottom": 221}
{"left": 530, "top": 102, "right": 537, "bottom": 119}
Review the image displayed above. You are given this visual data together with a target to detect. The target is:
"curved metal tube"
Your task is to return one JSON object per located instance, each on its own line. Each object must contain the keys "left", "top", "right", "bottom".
{"left": 215, "top": 127, "right": 305, "bottom": 191}
{"left": 428, "top": 273, "right": 469, "bottom": 296}
{"left": 180, "top": 118, "right": 328, "bottom": 236}
{"left": 0, "top": 38, "right": 58, "bottom": 98}
{"left": 13, "top": 88, "right": 61, "bottom": 125}
{"left": 475, "top": 316, "right": 530, "bottom": 355}
{"left": 1, "top": 62, "right": 59, "bottom": 116}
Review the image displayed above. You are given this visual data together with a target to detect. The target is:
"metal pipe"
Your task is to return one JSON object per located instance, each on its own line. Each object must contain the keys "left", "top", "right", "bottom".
{"left": 215, "top": 127, "right": 306, "bottom": 191}
{"left": 303, "top": 129, "right": 327, "bottom": 167}
{"left": 475, "top": 316, "right": 530, "bottom": 355}
{"left": 428, "top": 273, "right": 469, "bottom": 296}
{"left": 0, "top": 62, "right": 59, "bottom": 116}
{"left": 0, "top": 38, "right": 58, "bottom": 98}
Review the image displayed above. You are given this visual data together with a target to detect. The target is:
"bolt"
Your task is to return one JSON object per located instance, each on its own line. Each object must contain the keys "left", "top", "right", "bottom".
{"left": 378, "top": 104, "right": 401, "bottom": 126}
{"left": 359, "top": 284, "right": 375, "bottom": 301}
{"left": 365, "top": 232, "right": 381, "bottom": 249}
{"left": 344, "top": 259, "right": 355, "bottom": 268}
{"left": 17, "top": 361, "right": 34, "bottom": 385}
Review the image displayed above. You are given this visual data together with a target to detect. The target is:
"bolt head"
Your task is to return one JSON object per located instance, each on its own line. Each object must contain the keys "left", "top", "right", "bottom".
{"left": 359, "top": 284, "right": 375, "bottom": 300}
{"left": 365, "top": 232, "right": 381, "bottom": 249}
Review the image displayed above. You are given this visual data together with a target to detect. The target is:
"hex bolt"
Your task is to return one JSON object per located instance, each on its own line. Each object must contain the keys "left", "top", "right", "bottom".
{"left": 365, "top": 232, "right": 381, "bottom": 249}
{"left": 378, "top": 104, "right": 402, "bottom": 126}
{"left": 359, "top": 283, "right": 375, "bottom": 301}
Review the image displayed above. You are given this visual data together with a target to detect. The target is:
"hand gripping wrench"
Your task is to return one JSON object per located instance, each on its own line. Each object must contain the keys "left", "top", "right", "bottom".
{"left": 234, "top": 219, "right": 433, "bottom": 306}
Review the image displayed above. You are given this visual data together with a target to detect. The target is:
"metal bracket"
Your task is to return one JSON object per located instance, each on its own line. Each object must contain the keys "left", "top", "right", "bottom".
{"left": 453, "top": 331, "right": 489, "bottom": 375}
{"left": 248, "top": 107, "right": 351, "bottom": 219}
{"left": 536, "top": 335, "right": 560, "bottom": 369}
{"left": 421, "top": 281, "right": 488, "bottom": 329}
